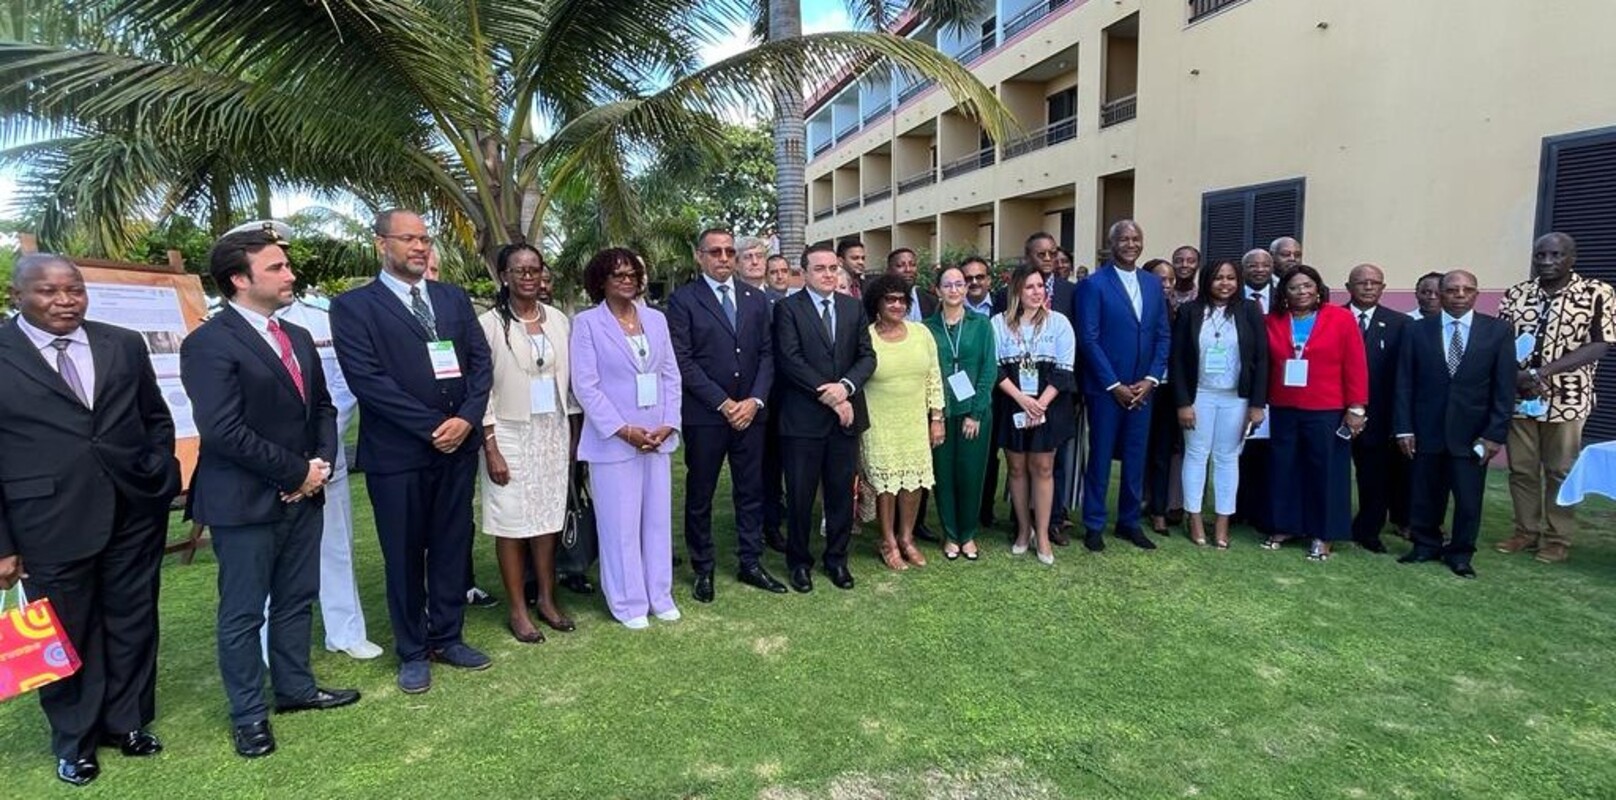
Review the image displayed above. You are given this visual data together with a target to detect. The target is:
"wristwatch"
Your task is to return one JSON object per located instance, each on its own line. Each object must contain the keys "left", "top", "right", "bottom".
{"left": 1347, "top": 407, "right": 1366, "bottom": 417}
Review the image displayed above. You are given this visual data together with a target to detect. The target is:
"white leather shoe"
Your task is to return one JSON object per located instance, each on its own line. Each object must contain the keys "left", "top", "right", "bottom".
{"left": 622, "top": 616, "right": 650, "bottom": 630}
{"left": 329, "top": 640, "right": 384, "bottom": 660}
{"left": 653, "top": 607, "right": 681, "bottom": 622}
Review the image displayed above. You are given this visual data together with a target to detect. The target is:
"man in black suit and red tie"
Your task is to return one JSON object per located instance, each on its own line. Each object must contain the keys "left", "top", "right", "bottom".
{"left": 666, "top": 228, "right": 784, "bottom": 601}
{"left": 182, "top": 227, "right": 360, "bottom": 759}
{"left": 1343, "top": 263, "right": 1411, "bottom": 552}
{"left": 773, "top": 244, "right": 876, "bottom": 593}
{"left": 1394, "top": 270, "right": 1515, "bottom": 579}
{"left": 0, "top": 254, "right": 181, "bottom": 786}
{"left": 331, "top": 210, "right": 494, "bottom": 695}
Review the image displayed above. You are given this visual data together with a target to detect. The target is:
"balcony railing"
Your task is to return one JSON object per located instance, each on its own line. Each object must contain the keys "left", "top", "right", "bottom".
{"left": 863, "top": 186, "right": 892, "bottom": 204}
{"left": 896, "top": 168, "right": 937, "bottom": 194}
{"left": 940, "top": 146, "right": 997, "bottom": 180}
{"left": 834, "top": 197, "right": 861, "bottom": 214}
{"left": 1100, "top": 94, "right": 1137, "bottom": 128}
{"left": 862, "top": 100, "right": 892, "bottom": 123}
{"left": 1002, "top": 116, "right": 1078, "bottom": 160}
{"left": 950, "top": 31, "right": 995, "bottom": 64}
{"left": 1003, "top": 0, "right": 1073, "bottom": 41}
{"left": 1189, "top": 0, "right": 1243, "bottom": 23}
{"left": 834, "top": 120, "right": 860, "bottom": 143}
{"left": 812, "top": 207, "right": 834, "bottom": 222}
{"left": 897, "top": 77, "right": 932, "bottom": 104}
{"left": 811, "top": 138, "right": 832, "bottom": 157}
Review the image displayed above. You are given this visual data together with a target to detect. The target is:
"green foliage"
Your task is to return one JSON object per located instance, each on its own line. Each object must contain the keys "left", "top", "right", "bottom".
{"left": 641, "top": 121, "right": 778, "bottom": 237}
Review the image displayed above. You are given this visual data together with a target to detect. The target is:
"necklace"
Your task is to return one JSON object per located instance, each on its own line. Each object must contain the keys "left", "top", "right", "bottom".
{"left": 514, "top": 306, "right": 543, "bottom": 324}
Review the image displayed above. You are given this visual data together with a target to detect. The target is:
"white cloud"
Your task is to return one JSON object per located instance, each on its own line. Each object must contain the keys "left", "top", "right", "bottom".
{"left": 803, "top": 7, "right": 853, "bottom": 34}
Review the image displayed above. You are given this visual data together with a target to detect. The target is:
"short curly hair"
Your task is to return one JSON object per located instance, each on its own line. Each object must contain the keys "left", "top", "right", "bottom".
{"left": 582, "top": 247, "right": 644, "bottom": 303}
{"left": 862, "top": 272, "right": 912, "bottom": 321}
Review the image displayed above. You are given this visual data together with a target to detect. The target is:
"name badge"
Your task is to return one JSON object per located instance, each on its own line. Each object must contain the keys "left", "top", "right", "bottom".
{"left": 529, "top": 376, "right": 558, "bottom": 415}
{"left": 1012, "top": 412, "right": 1029, "bottom": 429}
{"left": 1018, "top": 368, "right": 1040, "bottom": 397}
{"left": 1517, "top": 397, "right": 1548, "bottom": 419}
{"left": 947, "top": 370, "right": 976, "bottom": 402}
{"left": 636, "top": 373, "right": 659, "bottom": 408}
{"left": 1514, "top": 332, "right": 1536, "bottom": 363}
{"left": 1205, "top": 343, "right": 1230, "bottom": 376}
{"left": 1283, "top": 358, "right": 1309, "bottom": 388}
{"left": 427, "top": 341, "right": 462, "bottom": 380}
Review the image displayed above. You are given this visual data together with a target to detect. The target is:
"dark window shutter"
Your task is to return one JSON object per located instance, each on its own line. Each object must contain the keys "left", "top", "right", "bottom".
{"left": 1200, "top": 178, "right": 1305, "bottom": 268}
{"left": 1538, "top": 127, "right": 1616, "bottom": 442}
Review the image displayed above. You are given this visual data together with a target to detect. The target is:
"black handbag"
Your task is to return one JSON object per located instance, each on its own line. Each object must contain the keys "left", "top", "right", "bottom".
{"left": 557, "top": 462, "right": 598, "bottom": 575}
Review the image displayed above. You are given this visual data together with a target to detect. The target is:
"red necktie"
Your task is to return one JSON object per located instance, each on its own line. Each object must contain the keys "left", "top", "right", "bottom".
{"left": 267, "top": 319, "right": 306, "bottom": 400}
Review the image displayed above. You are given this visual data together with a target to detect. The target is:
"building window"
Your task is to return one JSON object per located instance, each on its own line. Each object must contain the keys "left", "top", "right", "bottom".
{"left": 1189, "top": 0, "right": 1247, "bottom": 24}
{"left": 1538, "top": 126, "right": 1616, "bottom": 441}
{"left": 1199, "top": 178, "right": 1305, "bottom": 268}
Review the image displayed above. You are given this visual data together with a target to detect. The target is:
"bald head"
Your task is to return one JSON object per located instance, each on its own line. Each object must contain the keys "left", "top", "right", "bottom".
{"left": 1269, "top": 237, "right": 1303, "bottom": 269}
{"left": 10, "top": 253, "right": 88, "bottom": 335}
{"left": 1439, "top": 269, "right": 1479, "bottom": 316}
{"left": 1346, "top": 263, "right": 1386, "bottom": 309}
{"left": 11, "top": 253, "right": 80, "bottom": 290}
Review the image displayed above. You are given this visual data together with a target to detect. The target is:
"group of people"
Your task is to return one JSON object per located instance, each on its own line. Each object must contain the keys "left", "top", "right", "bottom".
{"left": 1, "top": 207, "right": 1608, "bottom": 787}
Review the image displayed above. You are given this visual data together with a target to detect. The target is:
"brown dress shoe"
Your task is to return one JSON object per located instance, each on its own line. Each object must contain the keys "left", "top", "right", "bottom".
{"left": 1534, "top": 542, "right": 1569, "bottom": 564}
{"left": 1495, "top": 533, "right": 1538, "bottom": 554}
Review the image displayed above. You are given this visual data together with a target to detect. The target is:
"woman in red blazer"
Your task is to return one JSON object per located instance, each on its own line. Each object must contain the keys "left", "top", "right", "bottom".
{"left": 1261, "top": 265, "right": 1368, "bottom": 560}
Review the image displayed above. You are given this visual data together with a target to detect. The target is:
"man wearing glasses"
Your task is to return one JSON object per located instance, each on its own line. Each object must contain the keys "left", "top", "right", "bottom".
{"left": 666, "top": 229, "right": 785, "bottom": 601}
{"left": 330, "top": 210, "right": 494, "bottom": 695}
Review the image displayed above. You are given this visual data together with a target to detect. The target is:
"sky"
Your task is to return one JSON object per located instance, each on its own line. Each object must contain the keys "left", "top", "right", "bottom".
{"left": 0, "top": 1, "right": 860, "bottom": 222}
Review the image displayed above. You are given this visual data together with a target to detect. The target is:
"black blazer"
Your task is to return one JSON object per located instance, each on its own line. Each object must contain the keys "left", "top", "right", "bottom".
{"left": 1168, "top": 299, "right": 1270, "bottom": 409}
{"left": 666, "top": 278, "right": 774, "bottom": 428}
{"left": 0, "top": 321, "right": 180, "bottom": 562}
{"left": 1394, "top": 313, "right": 1515, "bottom": 455}
{"left": 330, "top": 278, "right": 493, "bottom": 474}
{"left": 772, "top": 289, "right": 876, "bottom": 438}
{"left": 862, "top": 275, "right": 939, "bottom": 318}
{"left": 1345, "top": 304, "right": 1409, "bottom": 441}
{"left": 180, "top": 307, "right": 338, "bottom": 527}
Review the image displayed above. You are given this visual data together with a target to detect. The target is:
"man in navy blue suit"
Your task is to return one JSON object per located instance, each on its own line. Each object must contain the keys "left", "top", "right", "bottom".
{"left": 182, "top": 226, "right": 360, "bottom": 759}
{"left": 1075, "top": 219, "right": 1171, "bottom": 551}
{"left": 331, "top": 210, "right": 493, "bottom": 695}
{"left": 667, "top": 228, "right": 784, "bottom": 601}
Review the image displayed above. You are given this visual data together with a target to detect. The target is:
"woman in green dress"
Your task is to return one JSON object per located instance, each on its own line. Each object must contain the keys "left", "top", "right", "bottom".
{"left": 924, "top": 265, "right": 997, "bottom": 560}
{"left": 860, "top": 273, "right": 945, "bottom": 570}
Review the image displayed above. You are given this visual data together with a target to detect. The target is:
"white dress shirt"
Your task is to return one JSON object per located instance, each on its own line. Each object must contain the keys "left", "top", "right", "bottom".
{"left": 231, "top": 301, "right": 301, "bottom": 373}
{"left": 16, "top": 316, "right": 96, "bottom": 407}
{"left": 1115, "top": 266, "right": 1143, "bottom": 319}
{"left": 1442, "top": 309, "right": 1474, "bottom": 354}
{"left": 377, "top": 269, "right": 435, "bottom": 319}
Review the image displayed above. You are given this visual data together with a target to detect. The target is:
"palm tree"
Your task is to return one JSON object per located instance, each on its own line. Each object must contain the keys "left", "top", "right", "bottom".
{"left": 0, "top": 0, "right": 1011, "bottom": 277}
{"left": 762, "top": 1, "right": 991, "bottom": 265}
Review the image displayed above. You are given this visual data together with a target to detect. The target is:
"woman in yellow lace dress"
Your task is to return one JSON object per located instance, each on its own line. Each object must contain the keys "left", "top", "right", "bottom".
{"left": 860, "top": 273, "right": 945, "bottom": 570}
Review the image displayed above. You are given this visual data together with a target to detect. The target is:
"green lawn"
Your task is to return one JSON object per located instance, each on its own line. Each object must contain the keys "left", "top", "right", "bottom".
{"left": 3, "top": 469, "right": 1616, "bottom": 799}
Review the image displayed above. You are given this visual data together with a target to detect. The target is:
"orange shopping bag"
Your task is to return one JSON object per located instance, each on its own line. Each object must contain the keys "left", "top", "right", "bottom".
{"left": 0, "top": 584, "right": 81, "bottom": 701}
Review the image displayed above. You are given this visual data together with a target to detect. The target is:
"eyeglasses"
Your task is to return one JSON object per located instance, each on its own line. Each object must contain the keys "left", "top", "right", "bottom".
{"left": 965, "top": 274, "right": 990, "bottom": 282}
{"left": 1030, "top": 249, "right": 1056, "bottom": 258}
{"left": 1348, "top": 280, "right": 1384, "bottom": 288}
{"left": 701, "top": 247, "right": 737, "bottom": 257}
{"left": 380, "top": 234, "right": 434, "bottom": 246}
{"left": 1285, "top": 282, "right": 1317, "bottom": 294}
{"left": 608, "top": 271, "right": 639, "bottom": 283}
{"left": 881, "top": 295, "right": 908, "bottom": 305}
{"left": 938, "top": 281, "right": 966, "bottom": 290}
{"left": 508, "top": 268, "right": 545, "bottom": 278}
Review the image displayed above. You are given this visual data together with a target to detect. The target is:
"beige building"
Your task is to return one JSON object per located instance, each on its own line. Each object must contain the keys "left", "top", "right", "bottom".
{"left": 802, "top": 0, "right": 1616, "bottom": 308}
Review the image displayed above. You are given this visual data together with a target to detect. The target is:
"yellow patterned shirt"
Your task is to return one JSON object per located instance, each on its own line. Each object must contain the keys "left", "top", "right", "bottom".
{"left": 1497, "top": 272, "right": 1616, "bottom": 422}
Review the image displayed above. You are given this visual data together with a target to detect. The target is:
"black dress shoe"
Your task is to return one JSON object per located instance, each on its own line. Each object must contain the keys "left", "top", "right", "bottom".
{"left": 232, "top": 720, "right": 276, "bottom": 758}
{"left": 737, "top": 564, "right": 787, "bottom": 594}
{"left": 559, "top": 574, "right": 595, "bottom": 594}
{"left": 57, "top": 757, "right": 99, "bottom": 786}
{"left": 1083, "top": 529, "right": 1105, "bottom": 552}
{"left": 1048, "top": 527, "right": 1071, "bottom": 547}
{"left": 1356, "top": 537, "right": 1389, "bottom": 554}
{"left": 825, "top": 565, "right": 855, "bottom": 590}
{"left": 788, "top": 566, "right": 813, "bottom": 593}
{"left": 1398, "top": 550, "right": 1440, "bottom": 564}
{"left": 1445, "top": 558, "right": 1477, "bottom": 579}
{"left": 102, "top": 729, "right": 162, "bottom": 757}
{"left": 913, "top": 523, "right": 940, "bottom": 543}
{"left": 276, "top": 687, "right": 361, "bottom": 714}
{"left": 764, "top": 529, "right": 787, "bottom": 553}
{"left": 1120, "top": 528, "right": 1157, "bottom": 550}
{"left": 693, "top": 572, "right": 715, "bottom": 603}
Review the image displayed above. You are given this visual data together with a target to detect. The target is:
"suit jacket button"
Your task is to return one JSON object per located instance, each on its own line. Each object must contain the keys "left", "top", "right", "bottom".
{"left": 735, "top": 348, "right": 741, "bottom": 354}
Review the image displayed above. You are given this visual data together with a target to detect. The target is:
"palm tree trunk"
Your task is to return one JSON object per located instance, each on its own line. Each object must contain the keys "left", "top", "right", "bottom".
{"left": 769, "top": 0, "right": 806, "bottom": 267}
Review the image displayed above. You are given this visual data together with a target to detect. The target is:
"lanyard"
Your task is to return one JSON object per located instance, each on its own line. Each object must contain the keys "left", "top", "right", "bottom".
{"left": 1290, "top": 313, "right": 1316, "bottom": 359}
{"left": 942, "top": 316, "right": 965, "bottom": 370}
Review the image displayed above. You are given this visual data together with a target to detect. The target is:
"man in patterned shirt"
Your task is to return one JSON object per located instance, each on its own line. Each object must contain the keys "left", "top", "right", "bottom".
{"left": 1495, "top": 232, "right": 1615, "bottom": 563}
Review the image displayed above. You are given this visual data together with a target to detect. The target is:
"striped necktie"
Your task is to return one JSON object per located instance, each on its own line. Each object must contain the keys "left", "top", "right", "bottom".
{"left": 410, "top": 285, "right": 438, "bottom": 338}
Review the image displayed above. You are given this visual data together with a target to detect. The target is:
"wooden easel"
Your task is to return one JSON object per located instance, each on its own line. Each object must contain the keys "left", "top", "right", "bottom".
{"left": 18, "top": 236, "right": 211, "bottom": 563}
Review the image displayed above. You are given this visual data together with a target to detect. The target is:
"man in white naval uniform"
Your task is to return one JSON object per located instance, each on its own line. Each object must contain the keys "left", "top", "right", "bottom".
{"left": 227, "top": 220, "right": 382, "bottom": 660}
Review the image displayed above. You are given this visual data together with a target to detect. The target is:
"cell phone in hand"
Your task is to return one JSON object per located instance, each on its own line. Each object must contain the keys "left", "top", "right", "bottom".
{"left": 1013, "top": 412, "right": 1028, "bottom": 429}
{"left": 1335, "top": 424, "right": 1353, "bottom": 440}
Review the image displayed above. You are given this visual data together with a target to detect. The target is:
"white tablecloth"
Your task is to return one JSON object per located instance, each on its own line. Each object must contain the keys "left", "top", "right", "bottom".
{"left": 1556, "top": 440, "right": 1616, "bottom": 505}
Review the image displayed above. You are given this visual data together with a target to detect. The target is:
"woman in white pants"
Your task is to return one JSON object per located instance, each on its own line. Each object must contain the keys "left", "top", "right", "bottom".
{"left": 1168, "top": 259, "right": 1269, "bottom": 547}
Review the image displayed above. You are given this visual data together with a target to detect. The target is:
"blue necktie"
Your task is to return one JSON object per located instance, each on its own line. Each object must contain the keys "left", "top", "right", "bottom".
{"left": 718, "top": 284, "right": 736, "bottom": 329}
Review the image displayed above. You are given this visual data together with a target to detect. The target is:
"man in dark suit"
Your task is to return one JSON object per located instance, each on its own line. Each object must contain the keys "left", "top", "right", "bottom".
{"left": 330, "top": 209, "right": 494, "bottom": 695}
{"left": 1394, "top": 270, "right": 1513, "bottom": 579}
{"left": 1075, "top": 220, "right": 1171, "bottom": 551}
{"left": 1234, "top": 248, "right": 1277, "bottom": 534}
{"left": 0, "top": 254, "right": 181, "bottom": 786}
{"left": 759, "top": 254, "right": 792, "bottom": 552}
{"left": 1344, "top": 263, "right": 1412, "bottom": 553}
{"left": 773, "top": 244, "right": 876, "bottom": 593}
{"left": 182, "top": 228, "right": 360, "bottom": 758}
{"left": 667, "top": 229, "right": 784, "bottom": 601}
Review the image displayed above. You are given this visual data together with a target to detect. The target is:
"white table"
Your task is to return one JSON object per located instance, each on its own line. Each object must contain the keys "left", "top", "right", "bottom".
{"left": 1556, "top": 440, "right": 1616, "bottom": 505}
